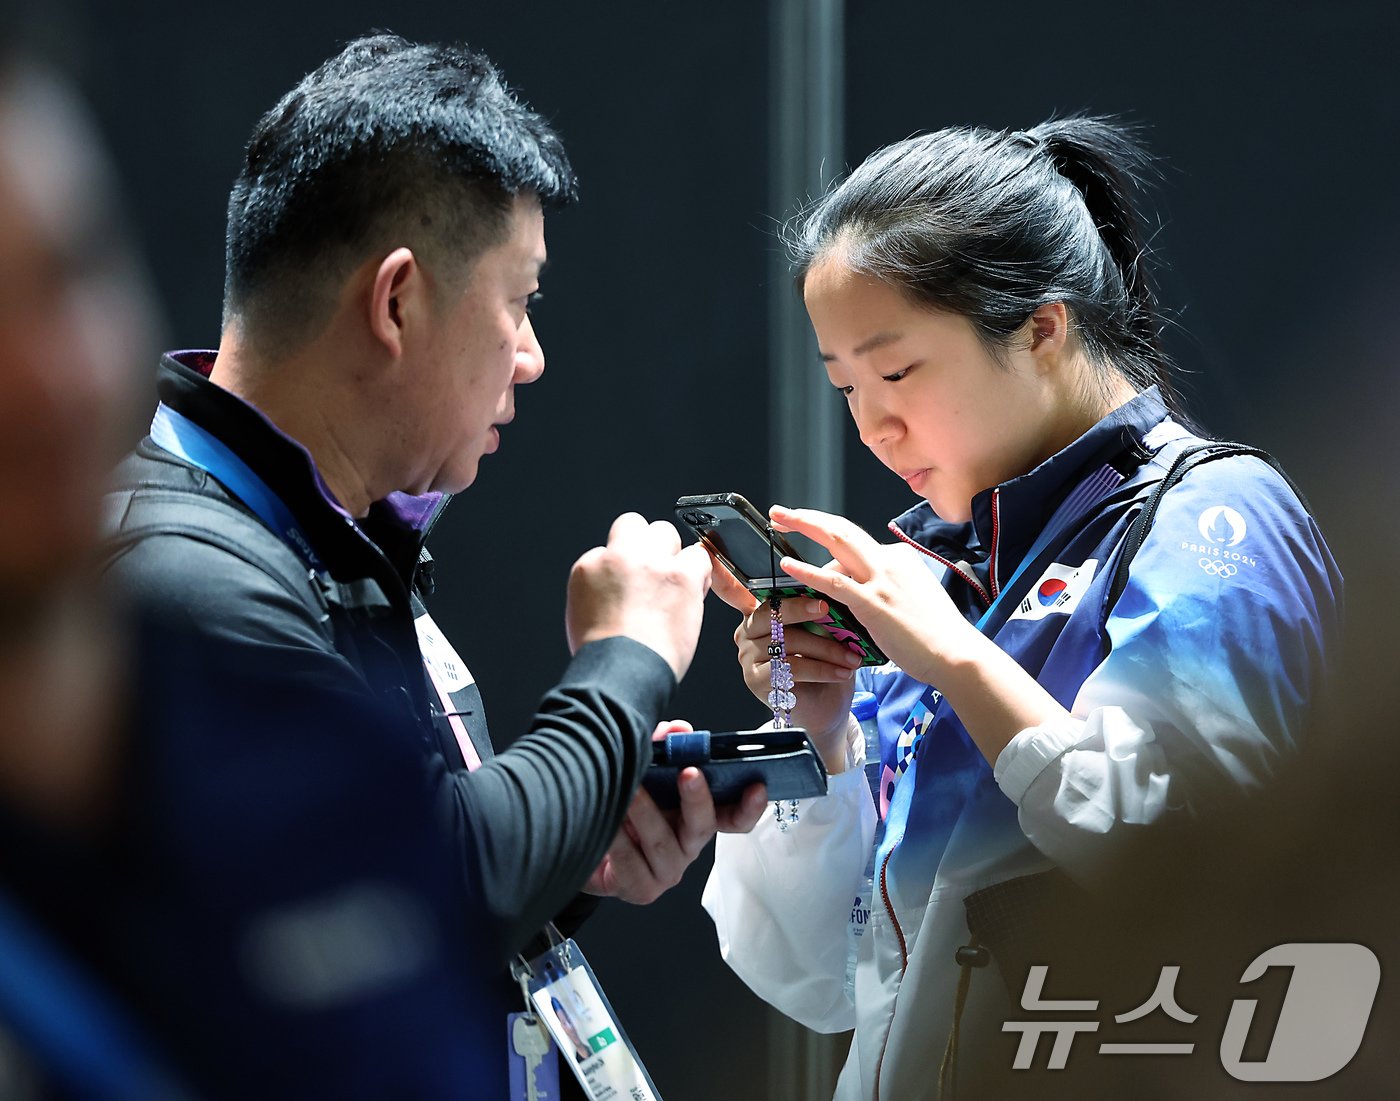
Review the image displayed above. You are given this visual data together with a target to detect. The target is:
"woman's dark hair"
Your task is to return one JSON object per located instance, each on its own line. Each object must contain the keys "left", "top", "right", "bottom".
{"left": 788, "top": 116, "right": 1178, "bottom": 412}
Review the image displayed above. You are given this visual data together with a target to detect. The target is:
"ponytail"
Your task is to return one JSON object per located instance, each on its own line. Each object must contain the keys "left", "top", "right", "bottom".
{"left": 1031, "top": 118, "right": 1175, "bottom": 408}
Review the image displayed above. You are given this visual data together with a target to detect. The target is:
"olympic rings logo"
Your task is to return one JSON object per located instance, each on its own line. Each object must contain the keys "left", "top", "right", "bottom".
{"left": 1199, "top": 557, "right": 1238, "bottom": 577}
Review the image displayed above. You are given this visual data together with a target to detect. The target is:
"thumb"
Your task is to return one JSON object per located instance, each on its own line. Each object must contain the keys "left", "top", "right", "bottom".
{"left": 708, "top": 556, "right": 759, "bottom": 614}
{"left": 677, "top": 541, "right": 714, "bottom": 594}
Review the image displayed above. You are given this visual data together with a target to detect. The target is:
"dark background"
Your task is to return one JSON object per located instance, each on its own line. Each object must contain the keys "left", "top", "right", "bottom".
{"left": 28, "top": 1, "right": 1400, "bottom": 1096}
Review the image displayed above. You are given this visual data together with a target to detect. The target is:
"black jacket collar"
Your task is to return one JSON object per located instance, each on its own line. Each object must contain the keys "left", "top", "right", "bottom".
{"left": 155, "top": 351, "right": 449, "bottom": 586}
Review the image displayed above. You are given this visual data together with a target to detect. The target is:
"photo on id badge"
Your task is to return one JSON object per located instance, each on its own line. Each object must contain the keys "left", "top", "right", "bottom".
{"left": 536, "top": 977, "right": 614, "bottom": 1069}
{"left": 527, "top": 938, "right": 661, "bottom": 1099}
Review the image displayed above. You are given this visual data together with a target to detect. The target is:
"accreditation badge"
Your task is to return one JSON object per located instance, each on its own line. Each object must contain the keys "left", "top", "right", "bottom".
{"left": 522, "top": 938, "right": 662, "bottom": 1100}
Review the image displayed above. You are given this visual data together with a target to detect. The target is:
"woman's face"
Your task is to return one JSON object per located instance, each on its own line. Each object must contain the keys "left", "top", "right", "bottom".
{"left": 803, "top": 256, "right": 1068, "bottom": 523}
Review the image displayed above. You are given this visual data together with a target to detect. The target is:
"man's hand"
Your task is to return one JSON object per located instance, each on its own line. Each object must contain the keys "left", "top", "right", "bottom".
{"left": 565, "top": 512, "right": 712, "bottom": 680}
{"left": 584, "top": 721, "right": 768, "bottom": 904}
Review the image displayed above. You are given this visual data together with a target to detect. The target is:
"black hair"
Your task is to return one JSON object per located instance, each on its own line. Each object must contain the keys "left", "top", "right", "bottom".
{"left": 224, "top": 32, "right": 576, "bottom": 348}
{"left": 787, "top": 116, "right": 1178, "bottom": 412}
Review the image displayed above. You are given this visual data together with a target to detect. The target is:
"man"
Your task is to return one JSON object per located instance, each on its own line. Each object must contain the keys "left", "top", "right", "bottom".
{"left": 102, "top": 33, "right": 762, "bottom": 974}
{"left": 0, "top": 39, "right": 522, "bottom": 1099}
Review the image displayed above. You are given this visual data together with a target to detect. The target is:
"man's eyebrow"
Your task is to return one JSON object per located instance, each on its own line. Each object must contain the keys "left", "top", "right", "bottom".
{"left": 818, "top": 330, "right": 904, "bottom": 363}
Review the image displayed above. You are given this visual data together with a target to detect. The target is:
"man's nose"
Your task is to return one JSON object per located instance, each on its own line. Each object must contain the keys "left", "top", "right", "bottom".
{"left": 514, "top": 316, "right": 545, "bottom": 384}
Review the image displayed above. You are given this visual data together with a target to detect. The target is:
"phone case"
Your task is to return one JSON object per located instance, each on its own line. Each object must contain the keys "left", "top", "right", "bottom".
{"left": 674, "top": 492, "right": 888, "bottom": 666}
{"left": 642, "top": 729, "right": 829, "bottom": 809}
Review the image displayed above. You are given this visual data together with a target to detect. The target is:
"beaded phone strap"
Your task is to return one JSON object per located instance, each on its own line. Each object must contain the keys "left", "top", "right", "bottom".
{"left": 766, "top": 525, "right": 800, "bottom": 831}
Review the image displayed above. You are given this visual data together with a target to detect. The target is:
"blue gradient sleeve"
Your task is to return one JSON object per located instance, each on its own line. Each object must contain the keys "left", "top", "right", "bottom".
{"left": 998, "top": 455, "right": 1342, "bottom": 861}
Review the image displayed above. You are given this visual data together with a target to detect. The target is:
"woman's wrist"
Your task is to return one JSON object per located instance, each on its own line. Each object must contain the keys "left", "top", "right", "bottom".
{"left": 931, "top": 631, "right": 1069, "bottom": 765}
{"left": 811, "top": 713, "right": 857, "bottom": 776}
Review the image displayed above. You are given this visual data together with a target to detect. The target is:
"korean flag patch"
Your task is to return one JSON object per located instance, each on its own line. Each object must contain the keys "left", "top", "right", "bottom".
{"left": 1008, "top": 559, "right": 1099, "bottom": 622}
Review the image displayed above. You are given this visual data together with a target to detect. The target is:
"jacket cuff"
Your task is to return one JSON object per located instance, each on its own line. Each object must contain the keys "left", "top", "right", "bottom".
{"left": 994, "top": 716, "right": 1087, "bottom": 804}
{"left": 559, "top": 636, "right": 677, "bottom": 723}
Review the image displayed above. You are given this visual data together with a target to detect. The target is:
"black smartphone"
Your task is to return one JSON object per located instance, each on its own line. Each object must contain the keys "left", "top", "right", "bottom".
{"left": 642, "top": 728, "right": 828, "bottom": 808}
{"left": 674, "top": 492, "right": 887, "bottom": 666}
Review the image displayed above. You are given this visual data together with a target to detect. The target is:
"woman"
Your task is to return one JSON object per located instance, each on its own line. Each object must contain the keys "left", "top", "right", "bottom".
{"left": 701, "top": 118, "right": 1341, "bottom": 1099}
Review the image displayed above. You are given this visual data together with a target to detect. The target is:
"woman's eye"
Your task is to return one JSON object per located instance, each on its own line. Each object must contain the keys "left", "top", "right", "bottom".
{"left": 834, "top": 384, "right": 854, "bottom": 397}
{"left": 881, "top": 368, "right": 909, "bottom": 383}
{"left": 525, "top": 291, "right": 543, "bottom": 314}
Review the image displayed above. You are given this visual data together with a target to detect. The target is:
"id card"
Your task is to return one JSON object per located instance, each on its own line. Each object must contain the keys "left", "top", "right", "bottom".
{"left": 525, "top": 939, "right": 662, "bottom": 1100}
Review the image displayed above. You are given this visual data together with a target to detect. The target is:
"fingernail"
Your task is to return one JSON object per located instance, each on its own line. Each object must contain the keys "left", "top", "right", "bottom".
{"left": 837, "top": 667, "right": 853, "bottom": 679}
{"left": 843, "top": 652, "right": 862, "bottom": 667}
{"left": 806, "top": 599, "right": 825, "bottom": 615}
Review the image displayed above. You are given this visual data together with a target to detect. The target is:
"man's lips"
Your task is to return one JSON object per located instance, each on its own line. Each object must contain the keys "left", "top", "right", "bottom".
{"left": 899, "top": 467, "right": 931, "bottom": 490}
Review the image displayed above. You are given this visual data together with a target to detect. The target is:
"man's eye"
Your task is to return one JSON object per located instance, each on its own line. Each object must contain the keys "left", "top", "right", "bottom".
{"left": 525, "top": 291, "right": 543, "bottom": 314}
{"left": 834, "top": 384, "right": 854, "bottom": 397}
{"left": 881, "top": 368, "right": 909, "bottom": 382}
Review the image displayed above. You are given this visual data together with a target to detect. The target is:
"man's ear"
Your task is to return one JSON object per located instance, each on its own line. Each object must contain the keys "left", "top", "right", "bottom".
{"left": 368, "top": 247, "right": 421, "bottom": 358}
{"left": 1026, "top": 301, "right": 1069, "bottom": 369}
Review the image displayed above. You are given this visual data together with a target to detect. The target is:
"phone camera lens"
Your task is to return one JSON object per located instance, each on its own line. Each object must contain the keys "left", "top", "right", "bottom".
{"left": 683, "top": 510, "right": 715, "bottom": 527}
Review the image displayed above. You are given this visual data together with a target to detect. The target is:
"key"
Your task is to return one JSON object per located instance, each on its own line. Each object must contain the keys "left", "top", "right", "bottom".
{"left": 513, "top": 1014, "right": 551, "bottom": 1100}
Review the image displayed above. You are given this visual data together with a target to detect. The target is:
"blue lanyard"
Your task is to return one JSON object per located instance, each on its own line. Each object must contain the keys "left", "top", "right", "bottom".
{"left": 149, "top": 403, "right": 324, "bottom": 573}
{"left": 971, "top": 467, "right": 1116, "bottom": 634}
{"left": 0, "top": 888, "right": 194, "bottom": 1101}
{"left": 972, "top": 513, "right": 1063, "bottom": 634}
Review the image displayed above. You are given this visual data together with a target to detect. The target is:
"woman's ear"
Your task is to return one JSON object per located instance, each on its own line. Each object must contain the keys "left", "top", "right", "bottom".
{"left": 367, "top": 247, "right": 420, "bottom": 358}
{"left": 1027, "top": 301, "right": 1069, "bottom": 369}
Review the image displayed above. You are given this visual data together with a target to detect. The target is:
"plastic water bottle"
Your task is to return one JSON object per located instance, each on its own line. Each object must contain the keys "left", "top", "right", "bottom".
{"left": 845, "top": 691, "right": 881, "bottom": 1005}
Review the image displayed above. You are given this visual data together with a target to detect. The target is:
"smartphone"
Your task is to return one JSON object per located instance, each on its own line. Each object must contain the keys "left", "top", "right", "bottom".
{"left": 642, "top": 728, "right": 828, "bottom": 808}
{"left": 674, "top": 492, "right": 887, "bottom": 665}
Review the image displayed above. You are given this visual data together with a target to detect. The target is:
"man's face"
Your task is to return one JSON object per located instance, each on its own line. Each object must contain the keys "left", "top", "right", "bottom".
{"left": 407, "top": 194, "right": 547, "bottom": 495}
{"left": 0, "top": 68, "right": 152, "bottom": 602}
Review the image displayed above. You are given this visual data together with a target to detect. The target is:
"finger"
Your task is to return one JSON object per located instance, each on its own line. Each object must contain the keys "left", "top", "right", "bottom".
{"left": 715, "top": 781, "right": 769, "bottom": 833}
{"left": 582, "top": 854, "right": 613, "bottom": 897}
{"left": 777, "top": 596, "right": 834, "bottom": 626}
{"left": 740, "top": 617, "right": 862, "bottom": 666}
{"left": 672, "top": 766, "right": 718, "bottom": 857}
{"left": 778, "top": 555, "right": 865, "bottom": 609}
{"left": 736, "top": 597, "right": 829, "bottom": 641}
{"left": 770, "top": 505, "right": 879, "bottom": 583}
{"left": 676, "top": 541, "right": 715, "bottom": 595}
{"left": 647, "top": 519, "right": 682, "bottom": 554}
{"left": 623, "top": 787, "right": 686, "bottom": 881}
{"left": 781, "top": 653, "right": 858, "bottom": 683}
{"left": 742, "top": 651, "right": 857, "bottom": 688}
{"left": 711, "top": 558, "right": 760, "bottom": 614}
{"left": 652, "top": 717, "right": 694, "bottom": 739}
{"left": 594, "top": 829, "right": 656, "bottom": 901}
{"left": 778, "top": 627, "right": 865, "bottom": 669}
{"left": 606, "top": 510, "right": 651, "bottom": 548}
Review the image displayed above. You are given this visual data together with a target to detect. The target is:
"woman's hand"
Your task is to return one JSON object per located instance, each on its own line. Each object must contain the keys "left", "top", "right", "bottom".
{"left": 709, "top": 562, "right": 862, "bottom": 773}
{"left": 768, "top": 505, "right": 1068, "bottom": 764}
{"left": 767, "top": 505, "right": 979, "bottom": 686}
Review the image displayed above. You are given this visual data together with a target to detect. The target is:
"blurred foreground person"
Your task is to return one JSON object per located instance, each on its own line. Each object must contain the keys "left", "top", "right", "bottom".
{"left": 0, "top": 46, "right": 504, "bottom": 1101}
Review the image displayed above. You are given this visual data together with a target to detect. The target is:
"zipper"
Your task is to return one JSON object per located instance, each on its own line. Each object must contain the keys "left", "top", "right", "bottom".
{"left": 877, "top": 845, "right": 906, "bottom": 968}
{"left": 886, "top": 522, "right": 992, "bottom": 608}
{"left": 988, "top": 488, "right": 1002, "bottom": 599}
{"left": 871, "top": 843, "right": 906, "bottom": 1101}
